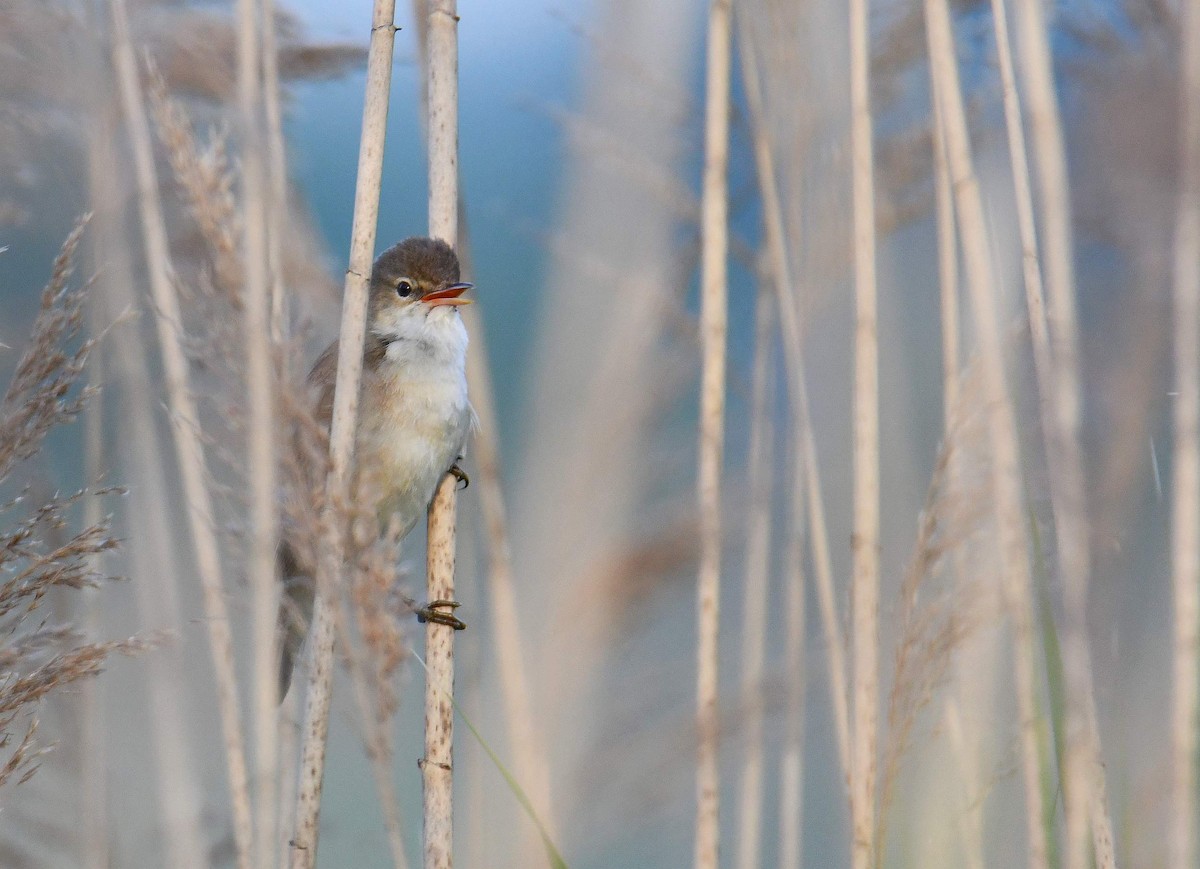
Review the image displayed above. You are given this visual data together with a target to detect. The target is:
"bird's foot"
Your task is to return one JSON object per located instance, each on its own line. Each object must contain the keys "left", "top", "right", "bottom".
{"left": 415, "top": 598, "right": 467, "bottom": 631}
{"left": 448, "top": 462, "right": 469, "bottom": 490}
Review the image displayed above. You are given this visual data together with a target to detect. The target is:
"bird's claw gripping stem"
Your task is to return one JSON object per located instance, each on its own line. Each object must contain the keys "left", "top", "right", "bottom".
{"left": 416, "top": 598, "right": 467, "bottom": 631}
{"left": 449, "top": 462, "right": 469, "bottom": 490}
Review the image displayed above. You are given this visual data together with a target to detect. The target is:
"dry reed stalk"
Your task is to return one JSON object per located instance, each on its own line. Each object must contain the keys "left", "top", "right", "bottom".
{"left": 736, "top": 14, "right": 851, "bottom": 783}
{"left": 1170, "top": 1, "right": 1200, "bottom": 865}
{"left": 778, "top": 377, "right": 807, "bottom": 869}
{"left": 235, "top": 1, "right": 280, "bottom": 865}
{"left": 288, "top": 1, "right": 398, "bottom": 864}
{"left": 260, "top": 0, "right": 288, "bottom": 343}
{"left": 334, "top": 576, "right": 410, "bottom": 869}
{"left": 924, "top": 1, "right": 1048, "bottom": 866}
{"left": 461, "top": 260, "right": 558, "bottom": 849}
{"left": 1009, "top": 0, "right": 1116, "bottom": 863}
{"left": 108, "top": 1, "right": 254, "bottom": 866}
{"left": 932, "top": 85, "right": 986, "bottom": 869}
{"left": 733, "top": 281, "right": 775, "bottom": 869}
{"left": 849, "top": 0, "right": 881, "bottom": 864}
{"left": 989, "top": 0, "right": 1052, "bottom": 407}
{"left": 83, "top": 101, "right": 207, "bottom": 869}
{"left": 695, "top": 1, "right": 732, "bottom": 866}
{"left": 423, "top": 2, "right": 462, "bottom": 865}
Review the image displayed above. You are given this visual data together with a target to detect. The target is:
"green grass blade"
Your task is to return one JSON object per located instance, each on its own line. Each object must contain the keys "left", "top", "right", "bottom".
{"left": 412, "top": 652, "right": 569, "bottom": 869}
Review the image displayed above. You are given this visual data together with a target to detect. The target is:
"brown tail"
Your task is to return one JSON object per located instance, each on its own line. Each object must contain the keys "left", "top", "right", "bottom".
{"left": 277, "top": 542, "right": 314, "bottom": 702}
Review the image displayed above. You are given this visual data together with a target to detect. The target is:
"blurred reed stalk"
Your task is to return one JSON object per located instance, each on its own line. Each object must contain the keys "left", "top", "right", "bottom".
{"left": 1008, "top": 0, "right": 1117, "bottom": 863}
{"left": 1170, "top": 1, "right": 1200, "bottom": 866}
{"left": 694, "top": 1, "right": 731, "bottom": 867}
{"left": 849, "top": 0, "right": 881, "bottom": 864}
{"left": 260, "top": 0, "right": 289, "bottom": 343}
{"left": 732, "top": 275, "right": 775, "bottom": 869}
{"left": 924, "top": 0, "right": 1049, "bottom": 866}
{"left": 932, "top": 88, "right": 986, "bottom": 869}
{"left": 778, "top": 414, "right": 807, "bottom": 869}
{"left": 736, "top": 10, "right": 850, "bottom": 784}
{"left": 423, "top": 0, "right": 462, "bottom": 864}
{"left": 108, "top": 1, "right": 254, "bottom": 865}
{"left": 459, "top": 228, "right": 558, "bottom": 855}
{"left": 234, "top": 0, "right": 281, "bottom": 864}
{"left": 288, "top": 1, "right": 398, "bottom": 864}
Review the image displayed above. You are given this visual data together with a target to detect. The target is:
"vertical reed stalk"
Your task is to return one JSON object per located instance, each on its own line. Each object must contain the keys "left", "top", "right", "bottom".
{"left": 462, "top": 270, "right": 558, "bottom": 851}
{"left": 924, "top": 2, "right": 1048, "bottom": 866}
{"left": 849, "top": 0, "right": 881, "bottom": 863}
{"left": 778, "top": 368, "right": 808, "bottom": 869}
{"left": 694, "top": 2, "right": 732, "bottom": 867}
{"left": 108, "top": 1, "right": 253, "bottom": 866}
{"left": 236, "top": 1, "right": 280, "bottom": 865}
{"left": 989, "top": 0, "right": 1052, "bottom": 409}
{"left": 1009, "top": 0, "right": 1116, "bottom": 862}
{"left": 423, "top": 1, "right": 461, "bottom": 866}
{"left": 734, "top": 281, "right": 775, "bottom": 869}
{"left": 932, "top": 84, "right": 986, "bottom": 869}
{"left": 288, "top": 2, "right": 398, "bottom": 864}
{"left": 1170, "top": 2, "right": 1200, "bottom": 866}
{"left": 737, "top": 15, "right": 851, "bottom": 784}
{"left": 933, "top": 96, "right": 959, "bottom": 431}
{"left": 260, "top": 0, "right": 288, "bottom": 343}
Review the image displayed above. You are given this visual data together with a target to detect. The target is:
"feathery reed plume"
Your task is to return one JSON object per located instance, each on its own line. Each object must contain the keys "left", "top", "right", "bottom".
{"left": 1170, "top": 1, "right": 1200, "bottom": 866}
{"left": 108, "top": 2, "right": 253, "bottom": 865}
{"left": 733, "top": 276, "right": 775, "bottom": 869}
{"left": 924, "top": 1, "right": 1049, "bottom": 865}
{"left": 694, "top": 1, "right": 732, "bottom": 866}
{"left": 288, "top": 1, "right": 398, "bottom": 864}
{"left": 423, "top": 0, "right": 463, "bottom": 864}
{"left": 1009, "top": 0, "right": 1117, "bottom": 864}
{"left": 849, "top": 0, "right": 881, "bottom": 864}
{"left": 234, "top": 0, "right": 281, "bottom": 863}
{"left": 0, "top": 223, "right": 147, "bottom": 794}
{"left": 878, "top": 411, "right": 989, "bottom": 848}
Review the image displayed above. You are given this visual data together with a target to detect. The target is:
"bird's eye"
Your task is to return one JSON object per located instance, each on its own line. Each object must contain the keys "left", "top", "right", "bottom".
{"left": 396, "top": 280, "right": 414, "bottom": 298}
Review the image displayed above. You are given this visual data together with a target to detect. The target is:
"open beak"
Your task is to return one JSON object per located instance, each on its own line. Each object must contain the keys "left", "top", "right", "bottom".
{"left": 424, "top": 282, "right": 473, "bottom": 308}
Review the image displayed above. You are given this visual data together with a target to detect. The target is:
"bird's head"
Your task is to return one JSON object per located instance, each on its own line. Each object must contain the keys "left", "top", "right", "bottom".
{"left": 368, "top": 237, "right": 472, "bottom": 346}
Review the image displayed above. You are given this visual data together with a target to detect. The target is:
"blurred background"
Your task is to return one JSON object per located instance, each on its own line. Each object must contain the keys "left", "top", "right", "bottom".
{"left": 0, "top": 0, "right": 1188, "bottom": 867}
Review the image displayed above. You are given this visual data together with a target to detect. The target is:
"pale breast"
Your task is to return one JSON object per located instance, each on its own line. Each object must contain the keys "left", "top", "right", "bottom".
{"left": 355, "top": 354, "right": 471, "bottom": 538}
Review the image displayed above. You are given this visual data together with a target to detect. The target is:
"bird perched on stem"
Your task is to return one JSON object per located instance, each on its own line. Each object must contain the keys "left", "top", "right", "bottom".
{"left": 278, "top": 236, "right": 473, "bottom": 698}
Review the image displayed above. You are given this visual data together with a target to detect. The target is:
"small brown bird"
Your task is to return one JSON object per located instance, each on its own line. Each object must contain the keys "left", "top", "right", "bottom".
{"left": 278, "top": 237, "right": 474, "bottom": 698}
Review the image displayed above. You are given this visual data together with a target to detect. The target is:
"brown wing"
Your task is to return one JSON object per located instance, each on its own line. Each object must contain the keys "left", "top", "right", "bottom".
{"left": 307, "top": 340, "right": 339, "bottom": 431}
{"left": 307, "top": 337, "right": 387, "bottom": 431}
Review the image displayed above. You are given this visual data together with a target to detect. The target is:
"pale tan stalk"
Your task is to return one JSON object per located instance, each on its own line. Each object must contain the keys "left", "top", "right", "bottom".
{"left": 694, "top": 2, "right": 732, "bottom": 867}
{"left": 1009, "top": 0, "right": 1115, "bottom": 863}
{"left": 333, "top": 594, "right": 411, "bottom": 869}
{"left": 924, "top": 1, "right": 1048, "bottom": 866}
{"left": 86, "top": 84, "right": 207, "bottom": 869}
{"left": 989, "top": 0, "right": 1052, "bottom": 407}
{"left": 734, "top": 283, "right": 775, "bottom": 869}
{"left": 1170, "top": 2, "right": 1200, "bottom": 866}
{"left": 778, "top": 395, "right": 807, "bottom": 869}
{"left": 737, "top": 15, "right": 850, "bottom": 782}
{"left": 463, "top": 299, "right": 557, "bottom": 847}
{"left": 108, "top": 1, "right": 253, "bottom": 866}
{"left": 423, "top": 1, "right": 461, "bottom": 866}
{"left": 933, "top": 96, "right": 960, "bottom": 433}
{"left": 260, "top": 0, "right": 288, "bottom": 342}
{"left": 933, "top": 82, "right": 986, "bottom": 869}
{"left": 849, "top": 0, "right": 880, "bottom": 863}
{"left": 288, "top": 2, "right": 398, "bottom": 864}
{"left": 236, "top": 1, "right": 280, "bottom": 865}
